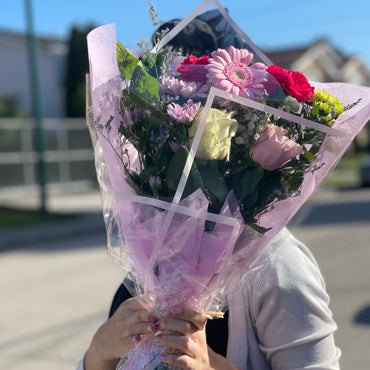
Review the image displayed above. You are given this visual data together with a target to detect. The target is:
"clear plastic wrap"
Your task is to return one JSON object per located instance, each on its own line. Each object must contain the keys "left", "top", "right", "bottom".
{"left": 86, "top": 1, "right": 370, "bottom": 368}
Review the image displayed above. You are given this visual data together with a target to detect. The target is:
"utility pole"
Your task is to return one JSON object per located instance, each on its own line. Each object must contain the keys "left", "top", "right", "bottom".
{"left": 24, "top": 0, "right": 47, "bottom": 214}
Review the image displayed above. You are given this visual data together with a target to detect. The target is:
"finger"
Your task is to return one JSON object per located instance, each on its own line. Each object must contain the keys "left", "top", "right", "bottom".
{"left": 169, "top": 308, "right": 207, "bottom": 330}
{"left": 112, "top": 299, "right": 144, "bottom": 321}
{"left": 122, "top": 297, "right": 146, "bottom": 311}
{"left": 119, "top": 299, "right": 158, "bottom": 324}
{"left": 159, "top": 353, "right": 194, "bottom": 369}
{"left": 135, "top": 308, "right": 152, "bottom": 323}
{"left": 161, "top": 347, "right": 181, "bottom": 355}
{"left": 154, "top": 334, "right": 195, "bottom": 357}
{"left": 115, "top": 308, "right": 149, "bottom": 329}
{"left": 120, "top": 334, "right": 142, "bottom": 355}
{"left": 159, "top": 316, "right": 196, "bottom": 335}
{"left": 124, "top": 322, "right": 158, "bottom": 337}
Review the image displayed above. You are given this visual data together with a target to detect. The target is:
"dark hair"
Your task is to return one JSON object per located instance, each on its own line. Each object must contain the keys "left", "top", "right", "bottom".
{"left": 152, "top": 9, "right": 249, "bottom": 57}
{"left": 152, "top": 18, "right": 217, "bottom": 57}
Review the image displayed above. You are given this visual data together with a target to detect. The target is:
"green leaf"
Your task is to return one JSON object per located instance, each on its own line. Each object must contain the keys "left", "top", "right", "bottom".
{"left": 132, "top": 63, "right": 160, "bottom": 101}
{"left": 229, "top": 166, "right": 264, "bottom": 202}
{"left": 140, "top": 51, "right": 169, "bottom": 78}
{"left": 197, "top": 160, "right": 228, "bottom": 203}
{"left": 117, "top": 43, "right": 160, "bottom": 102}
{"left": 286, "top": 174, "right": 304, "bottom": 191}
{"left": 121, "top": 89, "right": 167, "bottom": 131}
{"left": 303, "top": 150, "right": 316, "bottom": 163}
{"left": 247, "top": 223, "right": 271, "bottom": 234}
{"left": 166, "top": 146, "right": 205, "bottom": 199}
{"left": 138, "top": 129, "right": 149, "bottom": 152}
{"left": 256, "top": 171, "right": 281, "bottom": 206}
{"left": 117, "top": 42, "right": 139, "bottom": 81}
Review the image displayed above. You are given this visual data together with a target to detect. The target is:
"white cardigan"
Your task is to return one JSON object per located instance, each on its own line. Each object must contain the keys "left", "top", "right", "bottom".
{"left": 227, "top": 227, "right": 341, "bottom": 369}
{"left": 77, "top": 228, "right": 340, "bottom": 370}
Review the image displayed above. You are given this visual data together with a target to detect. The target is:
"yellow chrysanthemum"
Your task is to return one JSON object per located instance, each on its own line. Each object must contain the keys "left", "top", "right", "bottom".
{"left": 310, "top": 89, "right": 344, "bottom": 126}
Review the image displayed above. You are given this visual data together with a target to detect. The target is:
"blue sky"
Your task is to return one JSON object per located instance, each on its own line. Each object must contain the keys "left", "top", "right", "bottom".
{"left": 2, "top": 0, "right": 370, "bottom": 65}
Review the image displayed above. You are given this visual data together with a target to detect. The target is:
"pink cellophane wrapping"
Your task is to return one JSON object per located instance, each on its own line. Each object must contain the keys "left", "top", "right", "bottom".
{"left": 87, "top": 19, "right": 370, "bottom": 370}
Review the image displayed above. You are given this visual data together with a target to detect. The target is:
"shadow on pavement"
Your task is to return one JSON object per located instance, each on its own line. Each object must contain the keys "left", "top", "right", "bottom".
{"left": 300, "top": 200, "right": 370, "bottom": 225}
{"left": 0, "top": 211, "right": 106, "bottom": 253}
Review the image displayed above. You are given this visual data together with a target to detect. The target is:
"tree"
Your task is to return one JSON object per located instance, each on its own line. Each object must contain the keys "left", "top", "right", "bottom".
{"left": 65, "top": 24, "right": 95, "bottom": 117}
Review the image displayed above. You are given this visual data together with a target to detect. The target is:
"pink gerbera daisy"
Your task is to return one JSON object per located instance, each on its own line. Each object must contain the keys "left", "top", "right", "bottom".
{"left": 207, "top": 46, "right": 276, "bottom": 100}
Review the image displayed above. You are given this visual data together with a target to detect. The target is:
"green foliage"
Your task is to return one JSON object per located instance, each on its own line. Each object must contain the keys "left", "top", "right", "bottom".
{"left": 117, "top": 42, "right": 140, "bottom": 79}
{"left": 0, "top": 96, "right": 26, "bottom": 117}
{"left": 65, "top": 24, "right": 96, "bottom": 117}
{"left": 140, "top": 51, "right": 169, "bottom": 79}
{"left": 166, "top": 146, "right": 205, "bottom": 199}
{"left": 227, "top": 166, "right": 264, "bottom": 221}
{"left": 197, "top": 160, "right": 228, "bottom": 204}
{"left": 117, "top": 43, "right": 160, "bottom": 103}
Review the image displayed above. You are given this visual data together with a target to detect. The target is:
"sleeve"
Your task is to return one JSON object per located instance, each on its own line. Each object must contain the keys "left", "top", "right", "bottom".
{"left": 76, "top": 355, "right": 85, "bottom": 370}
{"left": 109, "top": 282, "right": 132, "bottom": 317}
{"left": 250, "top": 234, "right": 341, "bottom": 369}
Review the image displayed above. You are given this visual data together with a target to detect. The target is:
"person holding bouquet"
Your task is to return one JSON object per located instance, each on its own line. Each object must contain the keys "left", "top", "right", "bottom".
{"left": 79, "top": 229, "right": 340, "bottom": 370}
{"left": 78, "top": 10, "right": 343, "bottom": 370}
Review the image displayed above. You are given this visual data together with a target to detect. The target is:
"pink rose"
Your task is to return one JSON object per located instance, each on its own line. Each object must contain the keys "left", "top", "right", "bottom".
{"left": 250, "top": 124, "right": 303, "bottom": 171}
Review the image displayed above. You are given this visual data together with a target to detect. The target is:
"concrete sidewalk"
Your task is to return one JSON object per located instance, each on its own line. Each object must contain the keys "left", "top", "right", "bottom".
{"left": 0, "top": 186, "right": 370, "bottom": 369}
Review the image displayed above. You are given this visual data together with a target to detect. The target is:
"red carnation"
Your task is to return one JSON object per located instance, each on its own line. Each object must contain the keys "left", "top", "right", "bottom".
{"left": 267, "top": 65, "right": 314, "bottom": 103}
{"left": 177, "top": 55, "right": 210, "bottom": 83}
{"left": 181, "top": 55, "right": 210, "bottom": 65}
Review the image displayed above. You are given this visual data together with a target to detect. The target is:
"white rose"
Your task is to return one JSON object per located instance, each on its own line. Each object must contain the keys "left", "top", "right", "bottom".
{"left": 189, "top": 108, "right": 238, "bottom": 161}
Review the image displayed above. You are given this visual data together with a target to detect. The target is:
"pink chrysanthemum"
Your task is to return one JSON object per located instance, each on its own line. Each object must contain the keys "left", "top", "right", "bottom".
{"left": 166, "top": 99, "right": 201, "bottom": 123}
{"left": 207, "top": 46, "right": 276, "bottom": 100}
{"left": 159, "top": 76, "right": 208, "bottom": 99}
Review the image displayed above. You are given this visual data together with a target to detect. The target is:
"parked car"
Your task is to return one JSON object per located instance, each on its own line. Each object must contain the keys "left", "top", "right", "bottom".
{"left": 360, "top": 154, "right": 370, "bottom": 187}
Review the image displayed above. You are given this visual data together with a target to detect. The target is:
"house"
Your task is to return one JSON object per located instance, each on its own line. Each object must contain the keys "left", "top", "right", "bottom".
{"left": 265, "top": 40, "right": 370, "bottom": 151}
{"left": 265, "top": 39, "right": 370, "bottom": 86}
{"left": 0, "top": 31, "right": 369, "bottom": 117}
{"left": 0, "top": 30, "right": 67, "bottom": 118}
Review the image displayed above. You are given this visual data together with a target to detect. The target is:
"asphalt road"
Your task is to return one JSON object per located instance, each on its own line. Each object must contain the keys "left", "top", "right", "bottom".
{"left": 0, "top": 186, "right": 369, "bottom": 369}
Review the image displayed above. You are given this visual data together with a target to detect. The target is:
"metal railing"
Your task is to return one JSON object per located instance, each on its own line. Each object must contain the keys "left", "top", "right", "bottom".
{"left": 0, "top": 118, "right": 96, "bottom": 200}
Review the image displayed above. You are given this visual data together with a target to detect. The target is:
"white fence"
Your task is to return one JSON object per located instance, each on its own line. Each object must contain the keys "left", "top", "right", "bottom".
{"left": 0, "top": 118, "right": 97, "bottom": 200}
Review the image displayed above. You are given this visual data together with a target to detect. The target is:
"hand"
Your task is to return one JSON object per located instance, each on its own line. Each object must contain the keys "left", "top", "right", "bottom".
{"left": 153, "top": 307, "right": 210, "bottom": 369}
{"left": 84, "top": 297, "right": 158, "bottom": 370}
{"left": 154, "top": 308, "right": 240, "bottom": 370}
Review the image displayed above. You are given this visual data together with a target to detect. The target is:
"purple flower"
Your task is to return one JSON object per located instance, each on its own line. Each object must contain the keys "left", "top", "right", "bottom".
{"left": 159, "top": 75, "right": 208, "bottom": 99}
{"left": 166, "top": 99, "right": 201, "bottom": 123}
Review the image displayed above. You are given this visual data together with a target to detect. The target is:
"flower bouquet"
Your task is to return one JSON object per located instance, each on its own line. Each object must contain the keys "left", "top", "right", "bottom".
{"left": 86, "top": 0, "right": 370, "bottom": 368}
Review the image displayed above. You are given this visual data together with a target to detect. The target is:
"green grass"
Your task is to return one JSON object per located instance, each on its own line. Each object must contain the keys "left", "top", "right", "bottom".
{"left": 323, "top": 152, "right": 364, "bottom": 188}
{"left": 335, "top": 152, "right": 364, "bottom": 170}
{"left": 0, "top": 207, "right": 74, "bottom": 229}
